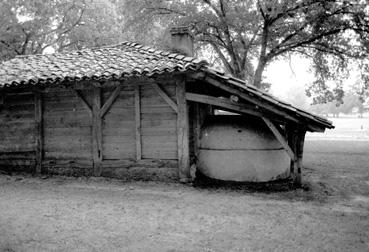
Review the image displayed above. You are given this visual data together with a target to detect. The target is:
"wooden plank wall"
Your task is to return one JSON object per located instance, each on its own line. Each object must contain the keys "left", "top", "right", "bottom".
{"left": 0, "top": 93, "right": 36, "bottom": 170}
{"left": 140, "top": 83, "right": 178, "bottom": 159}
{"left": 43, "top": 90, "right": 93, "bottom": 161}
{"left": 1, "top": 79, "right": 180, "bottom": 180}
{"left": 102, "top": 86, "right": 136, "bottom": 159}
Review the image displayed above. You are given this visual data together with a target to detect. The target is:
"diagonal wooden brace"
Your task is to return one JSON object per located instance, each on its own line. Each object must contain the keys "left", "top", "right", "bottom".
{"left": 262, "top": 117, "right": 296, "bottom": 162}
{"left": 152, "top": 83, "right": 178, "bottom": 113}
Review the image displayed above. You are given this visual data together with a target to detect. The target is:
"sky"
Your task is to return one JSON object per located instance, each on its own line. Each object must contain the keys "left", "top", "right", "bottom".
{"left": 266, "top": 56, "right": 314, "bottom": 100}
{"left": 265, "top": 56, "right": 361, "bottom": 107}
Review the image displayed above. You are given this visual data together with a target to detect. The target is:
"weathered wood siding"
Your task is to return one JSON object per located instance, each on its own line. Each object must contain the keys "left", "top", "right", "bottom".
{"left": 0, "top": 79, "right": 181, "bottom": 180}
{"left": 140, "top": 83, "right": 178, "bottom": 159}
{"left": 102, "top": 86, "right": 136, "bottom": 159}
{"left": 43, "top": 90, "right": 93, "bottom": 160}
{"left": 0, "top": 93, "right": 36, "bottom": 170}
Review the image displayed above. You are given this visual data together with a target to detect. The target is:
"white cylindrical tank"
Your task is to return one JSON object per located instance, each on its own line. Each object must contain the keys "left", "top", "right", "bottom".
{"left": 197, "top": 115, "right": 290, "bottom": 182}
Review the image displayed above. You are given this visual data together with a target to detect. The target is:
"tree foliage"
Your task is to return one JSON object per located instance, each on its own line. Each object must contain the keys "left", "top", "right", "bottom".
{"left": 124, "top": 0, "right": 369, "bottom": 101}
{"left": 0, "top": 0, "right": 123, "bottom": 61}
{"left": 1, "top": 0, "right": 369, "bottom": 105}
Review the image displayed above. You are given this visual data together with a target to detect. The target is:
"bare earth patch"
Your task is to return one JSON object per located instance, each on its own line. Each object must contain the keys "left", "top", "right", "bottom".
{"left": 1, "top": 118, "right": 369, "bottom": 251}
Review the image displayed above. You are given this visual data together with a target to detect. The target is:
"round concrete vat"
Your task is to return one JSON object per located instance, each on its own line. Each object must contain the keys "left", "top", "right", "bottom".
{"left": 197, "top": 115, "right": 290, "bottom": 182}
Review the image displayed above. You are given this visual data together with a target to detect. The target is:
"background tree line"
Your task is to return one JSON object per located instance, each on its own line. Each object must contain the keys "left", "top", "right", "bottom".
{"left": 1, "top": 0, "right": 369, "bottom": 107}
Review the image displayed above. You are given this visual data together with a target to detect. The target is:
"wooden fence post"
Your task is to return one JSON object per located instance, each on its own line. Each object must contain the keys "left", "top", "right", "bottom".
{"left": 176, "top": 80, "right": 190, "bottom": 182}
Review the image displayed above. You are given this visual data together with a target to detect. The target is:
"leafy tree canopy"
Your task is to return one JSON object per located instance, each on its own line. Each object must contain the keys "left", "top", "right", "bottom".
{"left": 124, "top": 0, "right": 369, "bottom": 103}
{"left": 1, "top": 0, "right": 369, "bottom": 105}
{"left": 0, "top": 0, "right": 123, "bottom": 60}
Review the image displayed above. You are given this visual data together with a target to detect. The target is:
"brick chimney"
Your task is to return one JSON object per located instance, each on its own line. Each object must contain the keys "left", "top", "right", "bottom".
{"left": 169, "top": 26, "right": 194, "bottom": 57}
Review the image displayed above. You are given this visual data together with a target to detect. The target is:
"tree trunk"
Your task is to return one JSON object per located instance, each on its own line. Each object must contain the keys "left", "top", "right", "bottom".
{"left": 253, "top": 59, "right": 266, "bottom": 89}
{"left": 253, "top": 21, "right": 269, "bottom": 89}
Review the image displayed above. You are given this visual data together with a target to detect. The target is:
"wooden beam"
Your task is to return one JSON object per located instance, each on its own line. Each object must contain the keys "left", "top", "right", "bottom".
{"left": 262, "top": 117, "right": 296, "bottom": 161}
{"left": 135, "top": 85, "right": 142, "bottom": 160}
{"left": 72, "top": 90, "right": 92, "bottom": 116}
{"left": 92, "top": 87, "right": 103, "bottom": 176}
{"left": 152, "top": 83, "right": 178, "bottom": 113}
{"left": 203, "top": 76, "right": 301, "bottom": 123}
{"left": 287, "top": 126, "right": 297, "bottom": 182}
{"left": 34, "top": 92, "right": 43, "bottom": 174}
{"left": 0, "top": 94, "right": 4, "bottom": 111}
{"left": 200, "top": 75, "right": 331, "bottom": 132}
{"left": 193, "top": 103, "right": 201, "bottom": 157}
{"left": 100, "top": 86, "right": 121, "bottom": 117}
{"left": 186, "top": 92, "right": 264, "bottom": 118}
{"left": 176, "top": 80, "right": 190, "bottom": 182}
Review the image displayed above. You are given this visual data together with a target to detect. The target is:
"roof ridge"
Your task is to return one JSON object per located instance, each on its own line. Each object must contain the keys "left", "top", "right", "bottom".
{"left": 117, "top": 41, "right": 209, "bottom": 65}
{"left": 12, "top": 41, "right": 209, "bottom": 68}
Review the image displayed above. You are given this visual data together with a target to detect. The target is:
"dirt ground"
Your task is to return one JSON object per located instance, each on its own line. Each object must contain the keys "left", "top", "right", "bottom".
{"left": 1, "top": 118, "right": 369, "bottom": 252}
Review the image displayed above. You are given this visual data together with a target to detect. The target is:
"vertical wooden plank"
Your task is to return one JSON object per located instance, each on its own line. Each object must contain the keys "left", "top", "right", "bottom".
{"left": 92, "top": 87, "right": 103, "bottom": 176}
{"left": 34, "top": 92, "right": 43, "bottom": 173}
{"left": 176, "top": 79, "right": 190, "bottom": 182}
{"left": 135, "top": 85, "right": 142, "bottom": 160}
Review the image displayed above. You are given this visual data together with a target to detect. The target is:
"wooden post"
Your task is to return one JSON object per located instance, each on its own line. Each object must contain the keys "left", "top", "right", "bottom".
{"left": 295, "top": 130, "right": 306, "bottom": 186}
{"left": 135, "top": 86, "right": 142, "bottom": 160}
{"left": 287, "top": 127, "right": 297, "bottom": 183}
{"left": 92, "top": 87, "right": 103, "bottom": 176}
{"left": 286, "top": 125, "right": 306, "bottom": 186}
{"left": 193, "top": 103, "right": 201, "bottom": 157}
{"left": 176, "top": 80, "right": 190, "bottom": 182}
{"left": 34, "top": 92, "right": 43, "bottom": 174}
{"left": 0, "top": 93, "right": 4, "bottom": 110}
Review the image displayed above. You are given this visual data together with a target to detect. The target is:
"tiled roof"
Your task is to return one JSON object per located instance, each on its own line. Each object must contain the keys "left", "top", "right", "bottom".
{"left": 0, "top": 41, "right": 207, "bottom": 87}
{"left": 0, "top": 41, "right": 333, "bottom": 129}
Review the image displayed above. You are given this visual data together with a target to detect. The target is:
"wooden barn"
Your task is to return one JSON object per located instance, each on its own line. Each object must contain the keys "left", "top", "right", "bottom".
{"left": 0, "top": 28, "right": 333, "bottom": 185}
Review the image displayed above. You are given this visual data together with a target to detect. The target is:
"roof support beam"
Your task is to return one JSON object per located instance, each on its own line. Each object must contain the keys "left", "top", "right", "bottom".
{"left": 186, "top": 92, "right": 264, "bottom": 118}
{"left": 202, "top": 76, "right": 300, "bottom": 124}
{"left": 177, "top": 80, "right": 190, "bottom": 182}
{"left": 286, "top": 125, "right": 306, "bottom": 186}
{"left": 262, "top": 117, "right": 296, "bottom": 162}
{"left": 152, "top": 83, "right": 178, "bottom": 113}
